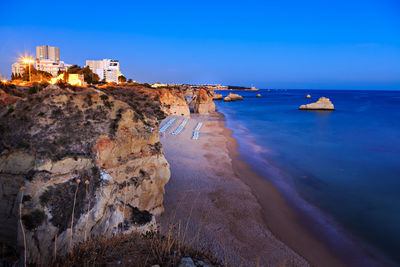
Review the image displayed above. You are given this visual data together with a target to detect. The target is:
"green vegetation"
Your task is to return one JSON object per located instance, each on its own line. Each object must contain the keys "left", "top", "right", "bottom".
{"left": 65, "top": 65, "right": 100, "bottom": 84}
{"left": 118, "top": 75, "right": 127, "bottom": 83}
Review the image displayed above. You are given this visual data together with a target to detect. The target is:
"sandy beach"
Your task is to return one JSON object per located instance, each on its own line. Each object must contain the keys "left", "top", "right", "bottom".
{"left": 157, "top": 112, "right": 344, "bottom": 266}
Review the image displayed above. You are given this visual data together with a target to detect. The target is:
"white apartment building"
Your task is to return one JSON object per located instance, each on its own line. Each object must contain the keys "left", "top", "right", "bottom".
{"left": 12, "top": 45, "right": 72, "bottom": 77}
{"left": 35, "top": 59, "right": 71, "bottom": 76}
{"left": 86, "top": 59, "right": 120, "bottom": 83}
{"left": 12, "top": 62, "right": 27, "bottom": 76}
{"left": 36, "top": 45, "right": 60, "bottom": 61}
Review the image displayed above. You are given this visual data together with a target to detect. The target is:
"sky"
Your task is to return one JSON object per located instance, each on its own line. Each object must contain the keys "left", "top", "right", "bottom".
{"left": 0, "top": 0, "right": 399, "bottom": 89}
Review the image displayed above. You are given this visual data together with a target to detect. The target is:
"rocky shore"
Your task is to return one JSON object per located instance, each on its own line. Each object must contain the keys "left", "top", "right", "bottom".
{"left": 0, "top": 83, "right": 186, "bottom": 264}
{"left": 0, "top": 83, "right": 344, "bottom": 266}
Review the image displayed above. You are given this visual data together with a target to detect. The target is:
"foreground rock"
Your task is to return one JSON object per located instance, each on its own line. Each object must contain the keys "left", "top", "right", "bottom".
{"left": 224, "top": 93, "right": 243, "bottom": 102}
{"left": 0, "top": 85, "right": 170, "bottom": 264}
{"left": 299, "top": 97, "right": 334, "bottom": 110}
{"left": 193, "top": 89, "right": 215, "bottom": 113}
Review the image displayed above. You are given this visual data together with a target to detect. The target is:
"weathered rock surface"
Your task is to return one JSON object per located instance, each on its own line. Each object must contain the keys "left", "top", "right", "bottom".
{"left": 0, "top": 89, "right": 21, "bottom": 106}
{"left": 224, "top": 93, "right": 243, "bottom": 102}
{"left": 212, "top": 93, "right": 223, "bottom": 101}
{"left": 193, "top": 89, "right": 215, "bottom": 114}
{"left": 158, "top": 88, "right": 190, "bottom": 117}
{"left": 299, "top": 97, "right": 334, "bottom": 110}
{"left": 0, "top": 86, "right": 170, "bottom": 264}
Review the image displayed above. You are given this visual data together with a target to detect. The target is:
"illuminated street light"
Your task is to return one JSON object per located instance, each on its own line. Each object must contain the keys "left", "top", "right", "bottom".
{"left": 20, "top": 57, "right": 34, "bottom": 82}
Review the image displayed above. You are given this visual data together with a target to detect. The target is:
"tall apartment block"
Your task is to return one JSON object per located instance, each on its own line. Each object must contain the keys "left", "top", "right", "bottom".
{"left": 36, "top": 45, "right": 60, "bottom": 61}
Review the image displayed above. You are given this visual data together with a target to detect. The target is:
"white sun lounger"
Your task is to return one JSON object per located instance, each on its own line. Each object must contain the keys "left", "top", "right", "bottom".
{"left": 194, "top": 122, "right": 203, "bottom": 131}
{"left": 172, "top": 118, "right": 189, "bottom": 135}
{"left": 192, "top": 131, "right": 199, "bottom": 140}
{"left": 159, "top": 118, "right": 176, "bottom": 133}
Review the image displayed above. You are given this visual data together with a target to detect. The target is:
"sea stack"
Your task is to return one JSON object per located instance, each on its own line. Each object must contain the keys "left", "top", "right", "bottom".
{"left": 299, "top": 97, "right": 335, "bottom": 110}
{"left": 306, "top": 94, "right": 311, "bottom": 99}
{"left": 256, "top": 94, "right": 261, "bottom": 98}
{"left": 213, "top": 93, "right": 223, "bottom": 100}
{"left": 224, "top": 93, "right": 244, "bottom": 102}
{"left": 193, "top": 88, "right": 216, "bottom": 113}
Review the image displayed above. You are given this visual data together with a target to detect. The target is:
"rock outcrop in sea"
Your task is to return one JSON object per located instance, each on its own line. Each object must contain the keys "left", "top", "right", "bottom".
{"left": 212, "top": 93, "right": 223, "bottom": 100}
{"left": 299, "top": 96, "right": 335, "bottom": 110}
{"left": 224, "top": 93, "right": 243, "bottom": 102}
{"left": 306, "top": 94, "right": 311, "bottom": 99}
{"left": 256, "top": 94, "right": 261, "bottom": 98}
{"left": 0, "top": 85, "right": 171, "bottom": 264}
{"left": 192, "top": 89, "right": 216, "bottom": 113}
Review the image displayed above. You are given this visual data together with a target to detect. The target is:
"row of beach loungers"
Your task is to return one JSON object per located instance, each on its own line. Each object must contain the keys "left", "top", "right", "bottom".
{"left": 160, "top": 118, "right": 203, "bottom": 140}
{"left": 159, "top": 118, "right": 176, "bottom": 133}
{"left": 192, "top": 122, "right": 202, "bottom": 140}
{"left": 172, "top": 118, "right": 189, "bottom": 135}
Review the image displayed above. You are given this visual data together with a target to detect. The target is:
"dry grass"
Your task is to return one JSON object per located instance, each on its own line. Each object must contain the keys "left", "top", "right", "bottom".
{"left": 51, "top": 224, "right": 222, "bottom": 267}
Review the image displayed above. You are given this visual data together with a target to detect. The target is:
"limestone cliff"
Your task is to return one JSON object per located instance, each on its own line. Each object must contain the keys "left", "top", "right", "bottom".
{"left": 193, "top": 89, "right": 216, "bottom": 114}
{"left": 0, "top": 85, "right": 170, "bottom": 264}
{"left": 158, "top": 88, "right": 190, "bottom": 117}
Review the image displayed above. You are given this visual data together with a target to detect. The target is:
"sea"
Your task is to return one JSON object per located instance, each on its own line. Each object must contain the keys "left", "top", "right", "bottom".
{"left": 215, "top": 89, "right": 400, "bottom": 266}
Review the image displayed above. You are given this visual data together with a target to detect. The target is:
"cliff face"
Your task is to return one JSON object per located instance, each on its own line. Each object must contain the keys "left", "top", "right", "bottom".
{"left": 158, "top": 88, "right": 190, "bottom": 118}
{"left": 0, "top": 89, "right": 21, "bottom": 106}
{"left": 193, "top": 89, "right": 215, "bottom": 114}
{"left": 0, "top": 86, "right": 170, "bottom": 264}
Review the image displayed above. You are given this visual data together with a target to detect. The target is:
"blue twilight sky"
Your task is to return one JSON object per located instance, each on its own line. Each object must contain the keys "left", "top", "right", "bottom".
{"left": 0, "top": 0, "right": 399, "bottom": 89}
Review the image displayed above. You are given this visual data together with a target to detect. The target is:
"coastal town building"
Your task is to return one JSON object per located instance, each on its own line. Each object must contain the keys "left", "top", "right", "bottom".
{"left": 11, "top": 45, "right": 71, "bottom": 77}
{"left": 50, "top": 73, "right": 85, "bottom": 86}
{"left": 36, "top": 45, "right": 60, "bottom": 61}
{"left": 35, "top": 59, "right": 71, "bottom": 76}
{"left": 151, "top": 82, "right": 168, "bottom": 88}
{"left": 11, "top": 62, "right": 27, "bottom": 76}
{"left": 86, "top": 59, "right": 120, "bottom": 83}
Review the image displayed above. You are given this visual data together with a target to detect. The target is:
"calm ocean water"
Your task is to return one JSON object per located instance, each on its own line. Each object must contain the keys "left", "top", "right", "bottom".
{"left": 215, "top": 89, "right": 400, "bottom": 266}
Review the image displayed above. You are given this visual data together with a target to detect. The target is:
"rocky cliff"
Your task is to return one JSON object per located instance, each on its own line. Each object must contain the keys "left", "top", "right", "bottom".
{"left": 193, "top": 89, "right": 215, "bottom": 114}
{"left": 158, "top": 88, "right": 190, "bottom": 117}
{"left": 0, "top": 85, "right": 170, "bottom": 264}
{"left": 299, "top": 96, "right": 335, "bottom": 110}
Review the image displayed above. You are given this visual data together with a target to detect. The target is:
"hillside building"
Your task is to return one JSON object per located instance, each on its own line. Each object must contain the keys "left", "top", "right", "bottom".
{"left": 86, "top": 59, "right": 120, "bottom": 83}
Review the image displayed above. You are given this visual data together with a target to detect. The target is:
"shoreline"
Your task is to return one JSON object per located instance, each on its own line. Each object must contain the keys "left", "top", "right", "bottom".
{"left": 221, "top": 112, "right": 347, "bottom": 267}
{"left": 219, "top": 103, "right": 397, "bottom": 267}
{"left": 223, "top": 118, "right": 345, "bottom": 266}
{"left": 158, "top": 112, "right": 343, "bottom": 266}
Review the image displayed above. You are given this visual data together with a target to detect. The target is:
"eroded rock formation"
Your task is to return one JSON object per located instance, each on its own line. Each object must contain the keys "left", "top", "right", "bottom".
{"left": 299, "top": 97, "right": 334, "bottom": 110}
{"left": 0, "top": 85, "right": 170, "bottom": 264}
{"left": 193, "top": 89, "right": 215, "bottom": 114}
{"left": 158, "top": 88, "right": 190, "bottom": 117}
{"left": 213, "top": 93, "right": 223, "bottom": 101}
{"left": 224, "top": 93, "right": 243, "bottom": 102}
